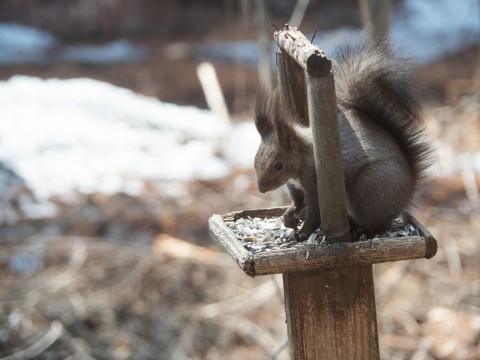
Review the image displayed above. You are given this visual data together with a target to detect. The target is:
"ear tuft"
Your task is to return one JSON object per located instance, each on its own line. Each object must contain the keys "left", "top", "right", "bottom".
{"left": 254, "top": 87, "right": 274, "bottom": 138}
{"left": 270, "top": 89, "right": 301, "bottom": 151}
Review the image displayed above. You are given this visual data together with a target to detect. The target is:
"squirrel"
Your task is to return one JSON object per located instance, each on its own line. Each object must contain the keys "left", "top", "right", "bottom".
{"left": 253, "top": 37, "right": 431, "bottom": 241}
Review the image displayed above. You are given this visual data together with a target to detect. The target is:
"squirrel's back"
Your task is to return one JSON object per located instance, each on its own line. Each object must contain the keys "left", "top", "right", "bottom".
{"left": 333, "top": 37, "right": 431, "bottom": 188}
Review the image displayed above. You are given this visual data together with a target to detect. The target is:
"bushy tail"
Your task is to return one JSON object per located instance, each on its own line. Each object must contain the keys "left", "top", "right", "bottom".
{"left": 333, "top": 37, "right": 431, "bottom": 183}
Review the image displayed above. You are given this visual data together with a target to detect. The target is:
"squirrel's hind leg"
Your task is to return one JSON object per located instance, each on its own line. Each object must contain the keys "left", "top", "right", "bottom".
{"left": 347, "top": 160, "right": 413, "bottom": 234}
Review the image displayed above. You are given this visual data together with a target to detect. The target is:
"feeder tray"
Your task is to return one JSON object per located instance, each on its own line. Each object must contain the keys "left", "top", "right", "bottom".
{"left": 209, "top": 207, "right": 437, "bottom": 277}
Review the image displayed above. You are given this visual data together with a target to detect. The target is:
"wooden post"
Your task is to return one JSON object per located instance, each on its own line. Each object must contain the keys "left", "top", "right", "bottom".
{"left": 284, "top": 266, "right": 378, "bottom": 359}
{"left": 306, "top": 73, "right": 350, "bottom": 241}
{"left": 274, "top": 26, "right": 378, "bottom": 359}
{"left": 276, "top": 51, "right": 308, "bottom": 125}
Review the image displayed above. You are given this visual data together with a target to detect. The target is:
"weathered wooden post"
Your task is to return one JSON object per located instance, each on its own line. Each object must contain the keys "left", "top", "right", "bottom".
{"left": 209, "top": 26, "right": 437, "bottom": 359}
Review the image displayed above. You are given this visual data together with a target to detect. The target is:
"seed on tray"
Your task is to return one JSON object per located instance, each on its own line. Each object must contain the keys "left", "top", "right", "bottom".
{"left": 224, "top": 215, "right": 419, "bottom": 255}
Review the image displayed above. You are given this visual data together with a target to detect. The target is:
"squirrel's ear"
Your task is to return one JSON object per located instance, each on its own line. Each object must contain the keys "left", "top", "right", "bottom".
{"left": 254, "top": 87, "right": 273, "bottom": 138}
{"left": 274, "top": 114, "right": 300, "bottom": 152}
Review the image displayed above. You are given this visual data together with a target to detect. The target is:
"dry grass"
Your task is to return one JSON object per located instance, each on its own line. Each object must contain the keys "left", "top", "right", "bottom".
{"left": 1, "top": 201, "right": 478, "bottom": 360}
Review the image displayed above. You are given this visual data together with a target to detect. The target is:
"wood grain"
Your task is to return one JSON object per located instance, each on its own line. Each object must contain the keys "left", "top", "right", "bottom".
{"left": 283, "top": 265, "right": 379, "bottom": 359}
{"left": 276, "top": 50, "right": 309, "bottom": 124}
{"left": 208, "top": 214, "right": 255, "bottom": 276}
{"left": 253, "top": 235, "right": 428, "bottom": 276}
{"left": 307, "top": 73, "right": 351, "bottom": 241}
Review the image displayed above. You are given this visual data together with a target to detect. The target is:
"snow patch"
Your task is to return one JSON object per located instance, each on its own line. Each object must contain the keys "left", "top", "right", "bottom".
{"left": 0, "top": 76, "right": 259, "bottom": 201}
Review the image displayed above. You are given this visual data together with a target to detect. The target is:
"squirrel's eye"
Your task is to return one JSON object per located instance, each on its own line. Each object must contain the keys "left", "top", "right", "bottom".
{"left": 273, "top": 161, "right": 283, "bottom": 172}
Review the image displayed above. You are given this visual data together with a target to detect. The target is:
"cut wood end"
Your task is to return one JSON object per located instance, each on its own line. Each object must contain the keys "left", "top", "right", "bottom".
{"left": 306, "top": 54, "right": 332, "bottom": 76}
{"left": 274, "top": 26, "right": 331, "bottom": 76}
{"left": 425, "top": 234, "right": 438, "bottom": 259}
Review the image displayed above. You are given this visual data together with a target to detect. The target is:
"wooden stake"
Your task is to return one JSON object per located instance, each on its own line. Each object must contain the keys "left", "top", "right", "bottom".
{"left": 276, "top": 51, "right": 308, "bottom": 124}
{"left": 283, "top": 266, "right": 379, "bottom": 359}
{"left": 306, "top": 73, "right": 350, "bottom": 241}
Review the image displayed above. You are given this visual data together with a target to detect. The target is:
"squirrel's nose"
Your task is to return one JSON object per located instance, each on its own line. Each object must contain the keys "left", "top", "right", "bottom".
{"left": 258, "top": 181, "right": 267, "bottom": 193}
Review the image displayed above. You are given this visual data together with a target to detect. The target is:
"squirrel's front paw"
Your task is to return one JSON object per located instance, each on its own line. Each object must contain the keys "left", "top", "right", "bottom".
{"left": 283, "top": 214, "right": 297, "bottom": 229}
{"left": 283, "top": 204, "right": 306, "bottom": 230}
{"left": 283, "top": 207, "right": 296, "bottom": 229}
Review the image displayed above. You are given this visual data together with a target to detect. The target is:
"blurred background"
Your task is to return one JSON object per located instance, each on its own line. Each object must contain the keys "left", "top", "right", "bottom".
{"left": 0, "top": 0, "right": 478, "bottom": 359}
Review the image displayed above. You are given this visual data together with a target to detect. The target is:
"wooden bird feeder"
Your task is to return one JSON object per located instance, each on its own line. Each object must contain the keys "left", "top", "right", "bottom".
{"left": 208, "top": 26, "right": 437, "bottom": 360}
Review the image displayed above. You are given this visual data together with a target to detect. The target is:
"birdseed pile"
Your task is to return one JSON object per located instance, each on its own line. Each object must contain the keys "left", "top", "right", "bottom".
{"left": 224, "top": 216, "right": 421, "bottom": 254}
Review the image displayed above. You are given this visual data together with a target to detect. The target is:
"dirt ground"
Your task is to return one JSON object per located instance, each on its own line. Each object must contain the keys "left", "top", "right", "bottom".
{"left": 0, "top": 1, "right": 479, "bottom": 359}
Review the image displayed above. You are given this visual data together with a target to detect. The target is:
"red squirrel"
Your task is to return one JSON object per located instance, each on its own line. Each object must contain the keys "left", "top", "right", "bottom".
{"left": 253, "top": 37, "right": 431, "bottom": 240}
